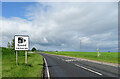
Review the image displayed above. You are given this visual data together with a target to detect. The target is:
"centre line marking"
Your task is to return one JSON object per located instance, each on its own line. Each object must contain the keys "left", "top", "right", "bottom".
{"left": 44, "top": 57, "right": 50, "bottom": 79}
{"left": 75, "top": 64, "right": 102, "bottom": 76}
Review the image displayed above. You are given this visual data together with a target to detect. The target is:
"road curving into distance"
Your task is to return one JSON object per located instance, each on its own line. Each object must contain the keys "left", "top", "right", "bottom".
{"left": 39, "top": 53, "right": 119, "bottom": 79}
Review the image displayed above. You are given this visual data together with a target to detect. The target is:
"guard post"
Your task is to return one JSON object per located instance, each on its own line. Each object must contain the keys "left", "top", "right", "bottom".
{"left": 97, "top": 48, "right": 100, "bottom": 57}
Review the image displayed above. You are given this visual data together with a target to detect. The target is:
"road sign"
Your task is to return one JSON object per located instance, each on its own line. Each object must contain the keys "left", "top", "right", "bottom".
{"left": 14, "top": 35, "right": 29, "bottom": 64}
{"left": 15, "top": 35, "right": 29, "bottom": 51}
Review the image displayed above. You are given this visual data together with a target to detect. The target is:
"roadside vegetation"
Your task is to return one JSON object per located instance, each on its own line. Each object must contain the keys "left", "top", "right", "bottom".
{"left": 2, "top": 47, "right": 43, "bottom": 77}
{"left": 44, "top": 51, "right": 118, "bottom": 64}
{"left": 0, "top": 47, "right": 2, "bottom": 78}
{"left": 32, "top": 47, "right": 37, "bottom": 52}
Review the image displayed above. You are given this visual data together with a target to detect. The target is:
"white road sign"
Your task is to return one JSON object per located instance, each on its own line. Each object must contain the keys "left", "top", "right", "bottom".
{"left": 15, "top": 35, "right": 29, "bottom": 51}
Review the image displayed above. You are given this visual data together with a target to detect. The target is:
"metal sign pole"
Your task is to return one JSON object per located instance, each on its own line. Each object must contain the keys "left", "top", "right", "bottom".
{"left": 25, "top": 51, "right": 27, "bottom": 64}
{"left": 16, "top": 51, "right": 18, "bottom": 64}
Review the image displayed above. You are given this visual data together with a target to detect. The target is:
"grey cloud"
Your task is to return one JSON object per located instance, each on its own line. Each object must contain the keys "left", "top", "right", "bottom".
{"left": 1, "top": 2, "right": 118, "bottom": 52}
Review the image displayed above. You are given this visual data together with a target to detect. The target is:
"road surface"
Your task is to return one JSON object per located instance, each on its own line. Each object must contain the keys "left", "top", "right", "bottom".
{"left": 39, "top": 53, "right": 119, "bottom": 79}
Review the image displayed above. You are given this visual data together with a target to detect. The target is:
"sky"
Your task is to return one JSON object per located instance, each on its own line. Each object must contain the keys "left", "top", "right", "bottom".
{"left": 1, "top": 2, "right": 118, "bottom": 52}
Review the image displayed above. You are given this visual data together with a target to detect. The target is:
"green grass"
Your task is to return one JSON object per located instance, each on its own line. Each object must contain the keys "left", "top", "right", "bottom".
{"left": 2, "top": 47, "right": 43, "bottom": 77}
{"left": 0, "top": 47, "right": 2, "bottom": 78}
{"left": 44, "top": 51, "right": 118, "bottom": 64}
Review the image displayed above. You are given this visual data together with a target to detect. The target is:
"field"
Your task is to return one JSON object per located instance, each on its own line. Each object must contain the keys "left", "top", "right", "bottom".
{"left": 44, "top": 51, "right": 118, "bottom": 64}
{"left": 2, "top": 47, "right": 43, "bottom": 77}
{"left": 0, "top": 48, "right": 2, "bottom": 78}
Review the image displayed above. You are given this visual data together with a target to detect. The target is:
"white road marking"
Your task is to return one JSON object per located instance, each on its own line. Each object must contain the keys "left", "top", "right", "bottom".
{"left": 44, "top": 57, "right": 50, "bottom": 79}
{"left": 57, "top": 57, "right": 60, "bottom": 59}
{"left": 62, "top": 59, "right": 65, "bottom": 61}
{"left": 75, "top": 64, "right": 102, "bottom": 76}
{"left": 65, "top": 59, "right": 79, "bottom": 62}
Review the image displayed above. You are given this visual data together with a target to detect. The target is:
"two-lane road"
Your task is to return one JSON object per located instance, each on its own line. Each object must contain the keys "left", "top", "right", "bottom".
{"left": 39, "top": 53, "right": 118, "bottom": 79}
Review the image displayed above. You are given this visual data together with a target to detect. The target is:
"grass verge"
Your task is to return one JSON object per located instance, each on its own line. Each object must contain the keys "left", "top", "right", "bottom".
{"left": 2, "top": 47, "right": 43, "bottom": 77}
{"left": 44, "top": 51, "right": 118, "bottom": 64}
{"left": 0, "top": 47, "right": 2, "bottom": 78}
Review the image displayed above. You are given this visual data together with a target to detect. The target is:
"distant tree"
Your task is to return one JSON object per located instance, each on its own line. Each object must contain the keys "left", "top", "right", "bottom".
{"left": 7, "top": 42, "right": 11, "bottom": 48}
{"left": 56, "top": 50, "right": 58, "bottom": 52}
{"left": 32, "top": 47, "right": 36, "bottom": 51}
{"left": 10, "top": 39, "right": 14, "bottom": 49}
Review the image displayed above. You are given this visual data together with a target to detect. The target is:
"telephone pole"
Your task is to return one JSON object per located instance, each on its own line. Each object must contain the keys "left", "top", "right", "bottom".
{"left": 80, "top": 40, "right": 82, "bottom": 52}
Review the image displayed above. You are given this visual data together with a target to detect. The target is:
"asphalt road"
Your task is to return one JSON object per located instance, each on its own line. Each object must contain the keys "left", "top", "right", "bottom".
{"left": 39, "top": 53, "right": 119, "bottom": 79}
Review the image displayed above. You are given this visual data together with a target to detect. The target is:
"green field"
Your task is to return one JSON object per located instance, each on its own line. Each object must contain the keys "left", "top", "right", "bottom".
{"left": 2, "top": 47, "right": 43, "bottom": 77}
{"left": 44, "top": 51, "right": 118, "bottom": 64}
{"left": 0, "top": 47, "right": 2, "bottom": 78}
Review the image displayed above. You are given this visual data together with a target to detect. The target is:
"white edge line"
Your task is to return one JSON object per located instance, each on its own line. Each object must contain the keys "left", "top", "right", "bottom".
{"left": 75, "top": 64, "right": 102, "bottom": 76}
{"left": 43, "top": 57, "right": 50, "bottom": 79}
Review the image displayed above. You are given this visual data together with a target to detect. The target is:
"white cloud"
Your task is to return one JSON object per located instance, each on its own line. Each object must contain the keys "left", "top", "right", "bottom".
{"left": 43, "top": 37, "right": 48, "bottom": 43}
{"left": 1, "top": 2, "right": 118, "bottom": 52}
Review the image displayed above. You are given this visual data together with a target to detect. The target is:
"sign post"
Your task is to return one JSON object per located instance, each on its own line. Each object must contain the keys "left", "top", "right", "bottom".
{"left": 16, "top": 51, "right": 18, "bottom": 64}
{"left": 25, "top": 51, "right": 27, "bottom": 64}
{"left": 14, "top": 35, "right": 29, "bottom": 64}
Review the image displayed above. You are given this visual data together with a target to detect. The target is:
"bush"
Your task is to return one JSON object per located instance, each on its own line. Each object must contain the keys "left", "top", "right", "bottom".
{"left": 31, "top": 47, "right": 36, "bottom": 51}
